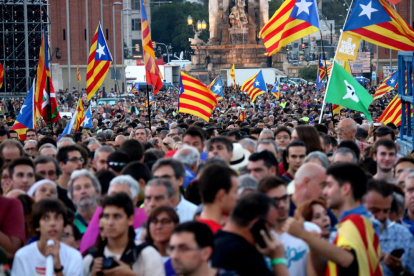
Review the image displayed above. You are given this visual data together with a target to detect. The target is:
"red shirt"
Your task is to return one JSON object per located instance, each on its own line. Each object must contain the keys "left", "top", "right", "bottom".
{"left": 198, "top": 218, "right": 222, "bottom": 234}
{"left": 0, "top": 196, "right": 25, "bottom": 244}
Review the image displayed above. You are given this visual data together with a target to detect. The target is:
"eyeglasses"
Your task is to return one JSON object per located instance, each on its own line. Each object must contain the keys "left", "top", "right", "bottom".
{"left": 271, "top": 194, "right": 289, "bottom": 205}
{"left": 167, "top": 245, "right": 202, "bottom": 255}
{"left": 150, "top": 218, "right": 173, "bottom": 226}
{"left": 25, "top": 147, "right": 36, "bottom": 151}
{"left": 108, "top": 162, "right": 127, "bottom": 167}
{"left": 65, "top": 157, "right": 84, "bottom": 163}
{"left": 276, "top": 135, "right": 289, "bottom": 140}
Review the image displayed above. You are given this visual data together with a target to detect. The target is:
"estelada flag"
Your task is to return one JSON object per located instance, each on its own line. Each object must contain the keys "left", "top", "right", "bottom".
{"left": 11, "top": 79, "right": 35, "bottom": 140}
{"left": 178, "top": 72, "right": 217, "bottom": 122}
{"left": 241, "top": 70, "right": 267, "bottom": 103}
{"left": 343, "top": 0, "right": 414, "bottom": 51}
{"left": 86, "top": 23, "right": 112, "bottom": 101}
{"left": 259, "top": 0, "right": 320, "bottom": 56}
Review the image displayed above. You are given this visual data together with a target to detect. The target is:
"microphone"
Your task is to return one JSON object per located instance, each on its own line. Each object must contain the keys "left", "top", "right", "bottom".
{"left": 45, "top": 239, "right": 55, "bottom": 276}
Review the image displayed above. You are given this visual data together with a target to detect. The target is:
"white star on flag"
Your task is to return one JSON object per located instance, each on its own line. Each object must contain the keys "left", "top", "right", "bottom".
{"left": 359, "top": 1, "right": 378, "bottom": 20}
{"left": 255, "top": 81, "right": 260, "bottom": 86}
{"left": 96, "top": 44, "right": 106, "bottom": 59}
{"left": 83, "top": 115, "right": 90, "bottom": 125}
{"left": 20, "top": 105, "right": 26, "bottom": 115}
{"left": 390, "top": 79, "right": 395, "bottom": 84}
{"left": 213, "top": 83, "right": 222, "bottom": 92}
{"left": 295, "top": 0, "right": 313, "bottom": 16}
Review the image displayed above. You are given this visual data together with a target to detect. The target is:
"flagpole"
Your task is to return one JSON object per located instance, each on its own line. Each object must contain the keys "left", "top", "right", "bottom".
{"left": 318, "top": 0, "right": 354, "bottom": 123}
{"left": 147, "top": 84, "right": 151, "bottom": 128}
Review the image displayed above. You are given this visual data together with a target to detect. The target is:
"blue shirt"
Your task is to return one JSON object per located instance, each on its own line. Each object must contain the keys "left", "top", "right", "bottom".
{"left": 379, "top": 219, "right": 414, "bottom": 276}
{"left": 183, "top": 167, "right": 196, "bottom": 189}
{"left": 402, "top": 210, "right": 414, "bottom": 237}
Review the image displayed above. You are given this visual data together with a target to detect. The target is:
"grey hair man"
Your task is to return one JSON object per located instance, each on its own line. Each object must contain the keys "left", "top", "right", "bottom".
{"left": 303, "top": 151, "right": 330, "bottom": 169}
{"left": 255, "top": 139, "right": 279, "bottom": 160}
{"left": 57, "top": 137, "right": 75, "bottom": 149}
{"left": 168, "top": 126, "right": 184, "bottom": 138}
{"left": 85, "top": 138, "right": 101, "bottom": 151}
{"left": 93, "top": 145, "right": 115, "bottom": 172}
{"left": 259, "top": 129, "right": 274, "bottom": 140}
{"left": 67, "top": 169, "right": 101, "bottom": 234}
{"left": 173, "top": 145, "right": 200, "bottom": 185}
{"left": 239, "top": 138, "right": 256, "bottom": 154}
{"left": 332, "top": 147, "right": 357, "bottom": 164}
{"left": 38, "top": 143, "right": 58, "bottom": 159}
{"left": 24, "top": 139, "right": 38, "bottom": 157}
{"left": 108, "top": 175, "right": 140, "bottom": 205}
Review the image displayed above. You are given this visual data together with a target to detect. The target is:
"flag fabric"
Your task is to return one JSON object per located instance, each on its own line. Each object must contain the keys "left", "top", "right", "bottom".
{"left": 178, "top": 72, "right": 218, "bottom": 122}
{"left": 144, "top": 93, "right": 155, "bottom": 107}
{"left": 316, "top": 54, "right": 324, "bottom": 90}
{"left": 77, "top": 65, "right": 81, "bottom": 83}
{"left": 343, "top": 0, "right": 414, "bottom": 51}
{"left": 259, "top": 0, "right": 320, "bottom": 56}
{"left": 208, "top": 75, "right": 224, "bottom": 101}
{"left": 326, "top": 214, "right": 383, "bottom": 276}
{"left": 82, "top": 105, "right": 92, "bottom": 128}
{"left": 271, "top": 81, "right": 281, "bottom": 99}
{"left": 332, "top": 104, "right": 342, "bottom": 115}
{"left": 132, "top": 83, "right": 139, "bottom": 93}
{"left": 86, "top": 23, "right": 112, "bottom": 101}
{"left": 230, "top": 64, "right": 236, "bottom": 88}
{"left": 0, "top": 62, "right": 4, "bottom": 89}
{"left": 374, "top": 71, "right": 398, "bottom": 100}
{"left": 241, "top": 70, "right": 267, "bottom": 103}
{"left": 35, "top": 28, "right": 60, "bottom": 126}
{"left": 11, "top": 79, "right": 35, "bottom": 140}
{"left": 237, "top": 111, "right": 246, "bottom": 122}
{"left": 166, "top": 86, "right": 173, "bottom": 97}
{"left": 376, "top": 95, "right": 413, "bottom": 126}
{"left": 327, "top": 63, "right": 333, "bottom": 77}
{"left": 325, "top": 61, "right": 374, "bottom": 121}
{"left": 141, "top": 0, "right": 163, "bottom": 94}
{"left": 58, "top": 112, "right": 77, "bottom": 141}
{"left": 73, "top": 98, "right": 84, "bottom": 132}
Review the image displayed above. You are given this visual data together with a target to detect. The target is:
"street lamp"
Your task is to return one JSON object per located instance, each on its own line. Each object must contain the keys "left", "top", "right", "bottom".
{"left": 187, "top": 15, "right": 207, "bottom": 44}
{"left": 112, "top": 1, "right": 122, "bottom": 93}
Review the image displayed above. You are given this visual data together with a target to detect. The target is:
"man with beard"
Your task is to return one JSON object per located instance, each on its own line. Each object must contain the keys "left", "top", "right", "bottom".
{"left": 372, "top": 139, "right": 397, "bottom": 183}
{"left": 258, "top": 176, "right": 320, "bottom": 276}
{"left": 364, "top": 179, "right": 414, "bottom": 276}
{"left": 67, "top": 169, "right": 101, "bottom": 234}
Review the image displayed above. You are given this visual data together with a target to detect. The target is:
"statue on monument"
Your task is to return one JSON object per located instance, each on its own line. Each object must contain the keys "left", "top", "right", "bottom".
{"left": 229, "top": 0, "right": 248, "bottom": 28}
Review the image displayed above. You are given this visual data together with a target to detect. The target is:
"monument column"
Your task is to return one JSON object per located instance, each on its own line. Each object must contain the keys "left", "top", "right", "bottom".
{"left": 208, "top": 0, "right": 220, "bottom": 45}
{"left": 259, "top": 0, "right": 269, "bottom": 31}
{"left": 221, "top": 0, "right": 230, "bottom": 44}
{"left": 247, "top": 0, "right": 257, "bottom": 44}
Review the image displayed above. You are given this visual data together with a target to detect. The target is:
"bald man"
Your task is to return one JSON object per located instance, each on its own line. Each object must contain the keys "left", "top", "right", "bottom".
{"left": 337, "top": 118, "right": 357, "bottom": 143}
{"left": 115, "top": 135, "right": 126, "bottom": 147}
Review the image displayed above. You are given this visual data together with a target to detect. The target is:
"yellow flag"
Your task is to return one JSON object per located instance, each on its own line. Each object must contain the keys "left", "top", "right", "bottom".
{"left": 229, "top": 64, "right": 236, "bottom": 89}
{"left": 336, "top": 32, "right": 361, "bottom": 61}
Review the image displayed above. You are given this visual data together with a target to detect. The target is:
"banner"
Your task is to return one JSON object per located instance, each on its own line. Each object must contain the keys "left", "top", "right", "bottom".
{"left": 336, "top": 32, "right": 361, "bottom": 61}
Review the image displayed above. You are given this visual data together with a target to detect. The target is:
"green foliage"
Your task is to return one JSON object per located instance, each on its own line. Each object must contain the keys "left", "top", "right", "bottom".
{"left": 321, "top": 2, "right": 346, "bottom": 33}
{"left": 269, "top": 0, "right": 283, "bottom": 18}
{"left": 151, "top": 2, "right": 208, "bottom": 51}
{"left": 299, "top": 65, "right": 318, "bottom": 81}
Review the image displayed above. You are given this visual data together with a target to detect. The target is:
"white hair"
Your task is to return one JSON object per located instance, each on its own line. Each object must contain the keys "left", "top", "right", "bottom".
{"left": 57, "top": 137, "right": 75, "bottom": 148}
{"left": 67, "top": 169, "right": 101, "bottom": 199}
{"left": 109, "top": 175, "right": 140, "bottom": 198}
{"left": 173, "top": 145, "right": 200, "bottom": 168}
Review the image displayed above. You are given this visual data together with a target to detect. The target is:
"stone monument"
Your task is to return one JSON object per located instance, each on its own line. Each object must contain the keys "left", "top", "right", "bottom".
{"left": 190, "top": 0, "right": 285, "bottom": 77}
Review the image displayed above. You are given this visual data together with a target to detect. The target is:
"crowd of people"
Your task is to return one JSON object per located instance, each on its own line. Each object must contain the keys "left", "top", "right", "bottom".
{"left": 0, "top": 81, "right": 413, "bottom": 276}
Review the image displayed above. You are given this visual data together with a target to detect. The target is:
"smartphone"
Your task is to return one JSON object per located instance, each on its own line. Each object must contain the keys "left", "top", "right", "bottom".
{"left": 250, "top": 219, "right": 270, "bottom": 248}
{"left": 390, "top": 249, "right": 404, "bottom": 258}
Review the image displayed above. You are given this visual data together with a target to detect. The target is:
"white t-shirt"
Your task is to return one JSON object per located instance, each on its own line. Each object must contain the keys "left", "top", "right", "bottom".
{"left": 11, "top": 241, "right": 83, "bottom": 276}
{"left": 273, "top": 222, "right": 320, "bottom": 276}
{"left": 175, "top": 196, "right": 197, "bottom": 223}
{"left": 83, "top": 241, "right": 165, "bottom": 276}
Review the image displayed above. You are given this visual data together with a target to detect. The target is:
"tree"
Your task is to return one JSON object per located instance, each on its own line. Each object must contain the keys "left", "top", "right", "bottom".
{"left": 151, "top": 2, "right": 208, "bottom": 53}
{"left": 269, "top": 0, "right": 283, "bottom": 19}
{"left": 299, "top": 65, "right": 318, "bottom": 82}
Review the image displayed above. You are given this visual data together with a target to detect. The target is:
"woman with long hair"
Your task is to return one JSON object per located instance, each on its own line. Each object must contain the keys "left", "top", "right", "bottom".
{"left": 291, "top": 125, "right": 323, "bottom": 153}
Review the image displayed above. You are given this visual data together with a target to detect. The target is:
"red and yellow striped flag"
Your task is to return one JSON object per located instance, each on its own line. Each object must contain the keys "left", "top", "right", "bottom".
{"left": 237, "top": 111, "right": 245, "bottom": 122}
{"left": 0, "top": 62, "right": 4, "bottom": 89}
{"left": 86, "top": 23, "right": 112, "bottom": 101}
{"left": 327, "top": 215, "right": 383, "bottom": 276}
{"left": 77, "top": 65, "right": 81, "bottom": 83}
{"left": 259, "top": 0, "right": 320, "bottom": 56}
{"left": 332, "top": 104, "right": 342, "bottom": 115}
{"left": 141, "top": 0, "right": 163, "bottom": 94}
{"left": 178, "top": 72, "right": 217, "bottom": 122}
{"left": 241, "top": 72, "right": 266, "bottom": 103}
{"left": 377, "top": 95, "right": 403, "bottom": 125}
{"left": 74, "top": 98, "right": 84, "bottom": 132}
{"left": 230, "top": 64, "right": 236, "bottom": 89}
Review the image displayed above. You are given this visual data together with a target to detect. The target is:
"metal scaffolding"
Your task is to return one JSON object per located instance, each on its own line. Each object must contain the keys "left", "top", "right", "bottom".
{"left": 0, "top": 0, "right": 50, "bottom": 95}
